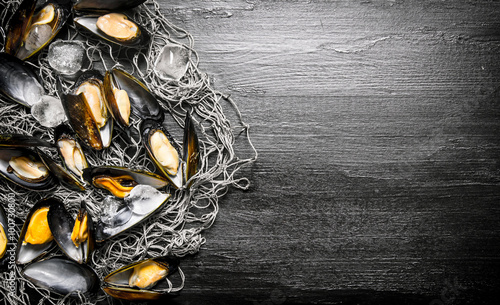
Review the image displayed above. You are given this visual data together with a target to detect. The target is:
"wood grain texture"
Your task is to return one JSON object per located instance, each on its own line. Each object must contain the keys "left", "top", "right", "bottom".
{"left": 155, "top": 1, "right": 500, "bottom": 304}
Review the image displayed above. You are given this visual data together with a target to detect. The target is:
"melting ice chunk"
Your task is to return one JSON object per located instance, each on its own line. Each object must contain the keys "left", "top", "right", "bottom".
{"left": 154, "top": 44, "right": 190, "bottom": 81}
{"left": 100, "top": 196, "right": 132, "bottom": 227}
{"left": 125, "top": 185, "right": 169, "bottom": 215}
{"left": 24, "top": 24, "right": 53, "bottom": 53}
{"left": 31, "top": 95, "right": 67, "bottom": 127}
{"left": 47, "top": 40, "right": 86, "bottom": 76}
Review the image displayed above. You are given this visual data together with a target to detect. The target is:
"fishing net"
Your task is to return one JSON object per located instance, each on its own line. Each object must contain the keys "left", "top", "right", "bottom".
{"left": 0, "top": 0, "right": 257, "bottom": 304}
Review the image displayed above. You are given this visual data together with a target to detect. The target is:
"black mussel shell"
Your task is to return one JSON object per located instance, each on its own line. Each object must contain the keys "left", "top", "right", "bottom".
{"left": 22, "top": 256, "right": 99, "bottom": 296}
{"left": 0, "top": 52, "right": 43, "bottom": 107}
{"left": 74, "top": 14, "right": 149, "bottom": 48}
{"left": 6, "top": 0, "right": 71, "bottom": 60}
{"left": 0, "top": 205, "right": 7, "bottom": 264}
{"left": 37, "top": 148, "right": 86, "bottom": 191}
{"left": 54, "top": 125, "right": 89, "bottom": 180}
{"left": 104, "top": 68, "right": 163, "bottom": 123}
{"left": 47, "top": 201, "right": 94, "bottom": 264}
{"left": 95, "top": 186, "right": 171, "bottom": 242}
{"left": 83, "top": 166, "right": 169, "bottom": 198}
{"left": 0, "top": 133, "right": 53, "bottom": 148}
{"left": 0, "top": 147, "right": 56, "bottom": 191}
{"left": 141, "top": 120, "right": 183, "bottom": 189}
{"left": 103, "top": 256, "right": 180, "bottom": 301}
{"left": 16, "top": 197, "right": 58, "bottom": 265}
{"left": 73, "top": 0, "right": 147, "bottom": 13}
{"left": 183, "top": 113, "right": 200, "bottom": 187}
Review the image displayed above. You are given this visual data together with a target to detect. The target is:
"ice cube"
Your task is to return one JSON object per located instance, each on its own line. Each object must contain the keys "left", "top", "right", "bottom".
{"left": 23, "top": 24, "right": 53, "bottom": 53}
{"left": 47, "top": 40, "right": 86, "bottom": 76}
{"left": 154, "top": 44, "right": 190, "bottom": 81}
{"left": 100, "top": 196, "right": 132, "bottom": 227}
{"left": 31, "top": 95, "right": 67, "bottom": 127}
{"left": 125, "top": 185, "right": 169, "bottom": 215}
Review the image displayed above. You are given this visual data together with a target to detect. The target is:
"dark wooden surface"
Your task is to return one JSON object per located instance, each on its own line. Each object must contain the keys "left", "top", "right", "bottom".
{"left": 157, "top": 1, "right": 500, "bottom": 304}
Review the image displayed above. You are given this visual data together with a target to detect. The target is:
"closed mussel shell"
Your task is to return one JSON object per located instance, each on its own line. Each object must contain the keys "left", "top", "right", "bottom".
{"left": 16, "top": 197, "right": 58, "bottom": 265}
{"left": 22, "top": 256, "right": 99, "bottom": 297}
{"left": 47, "top": 201, "right": 94, "bottom": 264}
{"left": 74, "top": 13, "right": 149, "bottom": 48}
{"left": 103, "top": 256, "right": 180, "bottom": 301}
{"left": 0, "top": 52, "right": 44, "bottom": 107}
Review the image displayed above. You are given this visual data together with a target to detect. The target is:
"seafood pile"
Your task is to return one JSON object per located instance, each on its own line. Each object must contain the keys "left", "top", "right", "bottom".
{"left": 0, "top": 0, "right": 256, "bottom": 303}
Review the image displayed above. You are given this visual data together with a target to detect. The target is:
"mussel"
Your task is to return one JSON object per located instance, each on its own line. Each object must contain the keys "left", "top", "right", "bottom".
{"left": 37, "top": 148, "right": 86, "bottom": 191}
{"left": 74, "top": 13, "right": 149, "bottom": 48}
{"left": 95, "top": 185, "right": 170, "bottom": 242}
{"left": 104, "top": 68, "right": 163, "bottom": 126}
{"left": 0, "top": 147, "right": 55, "bottom": 191}
{"left": 47, "top": 201, "right": 94, "bottom": 264}
{"left": 0, "top": 52, "right": 44, "bottom": 107}
{"left": 55, "top": 125, "right": 89, "bottom": 180}
{"left": 61, "top": 71, "right": 113, "bottom": 150}
{"left": 83, "top": 166, "right": 169, "bottom": 199}
{"left": 0, "top": 205, "right": 7, "bottom": 262}
{"left": 141, "top": 113, "right": 200, "bottom": 189}
{"left": 5, "top": 0, "right": 71, "bottom": 60}
{"left": 16, "top": 198, "right": 58, "bottom": 264}
{"left": 73, "top": 0, "right": 147, "bottom": 13}
{"left": 22, "top": 256, "right": 99, "bottom": 297}
{"left": 102, "top": 256, "right": 180, "bottom": 301}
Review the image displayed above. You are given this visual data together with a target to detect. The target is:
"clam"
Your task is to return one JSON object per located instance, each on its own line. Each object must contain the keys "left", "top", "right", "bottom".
{"left": 73, "top": 0, "right": 147, "bottom": 13}
{"left": 0, "top": 205, "right": 7, "bottom": 262}
{"left": 5, "top": 0, "right": 71, "bottom": 60}
{"left": 0, "top": 52, "right": 43, "bottom": 107}
{"left": 74, "top": 13, "right": 149, "bottom": 48}
{"left": 102, "top": 256, "right": 180, "bottom": 301}
{"left": 141, "top": 113, "right": 200, "bottom": 189}
{"left": 95, "top": 185, "right": 170, "bottom": 242}
{"left": 22, "top": 256, "right": 99, "bottom": 297}
{"left": 16, "top": 198, "right": 58, "bottom": 265}
{"left": 55, "top": 125, "right": 89, "bottom": 180}
{"left": 104, "top": 68, "right": 163, "bottom": 126}
{"left": 47, "top": 201, "right": 94, "bottom": 264}
{"left": 82, "top": 166, "right": 169, "bottom": 199}
{"left": 61, "top": 71, "right": 113, "bottom": 150}
{"left": 0, "top": 147, "right": 55, "bottom": 191}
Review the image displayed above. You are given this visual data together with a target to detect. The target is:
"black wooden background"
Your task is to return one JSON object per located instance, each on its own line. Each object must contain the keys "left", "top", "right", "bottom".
{"left": 155, "top": 0, "right": 500, "bottom": 304}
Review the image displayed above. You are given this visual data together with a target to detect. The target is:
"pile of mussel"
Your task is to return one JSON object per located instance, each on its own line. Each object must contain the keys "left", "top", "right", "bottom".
{"left": 0, "top": 0, "right": 200, "bottom": 301}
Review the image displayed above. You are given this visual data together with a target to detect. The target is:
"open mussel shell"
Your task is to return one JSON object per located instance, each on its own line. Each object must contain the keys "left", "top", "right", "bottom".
{"left": 73, "top": 0, "right": 147, "bottom": 13}
{"left": 0, "top": 147, "right": 56, "bottom": 191}
{"left": 0, "top": 52, "right": 43, "bottom": 107}
{"left": 74, "top": 13, "right": 149, "bottom": 48}
{"left": 61, "top": 72, "right": 113, "bottom": 150}
{"left": 16, "top": 197, "right": 58, "bottom": 265}
{"left": 183, "top": 113, "right": 200, "bottom": 187}
{"left": 95, "top": 185, "right": 171, "bottom": 242}
{"left": 22, "top": 256, "right": 99, "bottom": 297}
{"left": 141, "top": 120, "right": 183, "bottom": 189}
{"left": 47, "top": 201, "right": 94, "bottom": 264}
{"left": 103, "top": 256, "right": 180, "bottom": 301}
{"left": 55, "top": 125, "right": 89, "bottom": 180}
{"left": 83, "top": 166, "right": 169, "bottom": 198}
{"left": 104, "top": 68, "right": 163, "bottom": 125}
{"left": 37, "top": 148, "right": 86, "bottom": 191}
{"left": 6, "top": 0, "right": 71, "bottom": 60}
{"left": 0, "top": 205, "right": 7, "bottom": 263}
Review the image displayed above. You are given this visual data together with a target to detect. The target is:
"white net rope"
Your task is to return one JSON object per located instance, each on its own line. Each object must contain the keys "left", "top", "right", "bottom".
{"left": 0, "top": 0, "right": 257, "bottom": 304}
